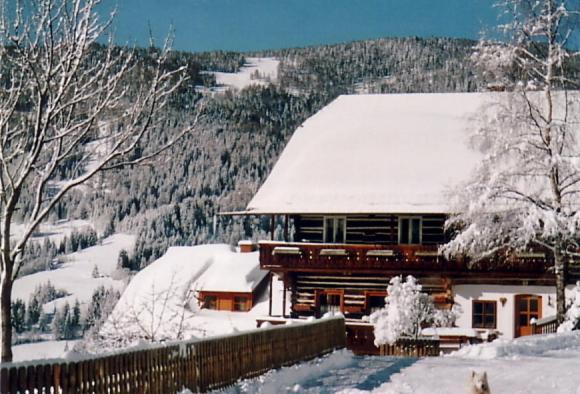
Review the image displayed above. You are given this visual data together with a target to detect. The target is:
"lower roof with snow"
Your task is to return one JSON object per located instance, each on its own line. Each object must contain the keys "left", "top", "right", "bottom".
{"left": 246, "top": 93, "right": 493, "bottom": 214}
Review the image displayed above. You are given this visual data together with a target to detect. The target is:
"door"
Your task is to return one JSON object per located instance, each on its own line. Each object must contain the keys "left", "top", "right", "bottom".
{"left": 515, "top": 295, "right": 542, "bottom": 337}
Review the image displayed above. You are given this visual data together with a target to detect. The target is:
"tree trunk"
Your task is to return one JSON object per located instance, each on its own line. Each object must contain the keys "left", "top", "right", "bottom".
{"left": 554, "top": 250, "right": 567, "bottom": 324}
{"left": 0, "top": 271, "right": 13, "bottom": 362}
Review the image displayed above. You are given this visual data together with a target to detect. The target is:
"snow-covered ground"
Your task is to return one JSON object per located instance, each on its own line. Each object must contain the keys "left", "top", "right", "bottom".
{"left": 204, "top": 57, "right": 279, "bottom": 92}
{"left": 100, "top": 244, "right": 274, "bottom": 346}
{"left": 10, "top": 219, "right": 92, "bottom": 245}
{"left": 225, "top": 331, "right": 580, "bottom": 393}
{"left": 12, "top": 233, "right": 136, "bottom": 312}
{"left": 12, "top": 340, "right": 80, "bottom": 363}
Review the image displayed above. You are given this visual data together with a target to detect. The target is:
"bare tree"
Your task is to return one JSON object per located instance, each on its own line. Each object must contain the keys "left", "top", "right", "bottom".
{"left": 0, "top": 0, "right": 203, "bottom": 362}
{"left": 443, "top": 0, "right": 580, "bottom": 323}
{"left": 89, "top": 273, "right": 200, "bottom": 353}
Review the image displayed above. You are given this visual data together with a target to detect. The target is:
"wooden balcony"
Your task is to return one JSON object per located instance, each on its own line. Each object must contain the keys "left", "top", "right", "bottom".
{"left": 259, "top": 241, "right": 554, "bottom": 278}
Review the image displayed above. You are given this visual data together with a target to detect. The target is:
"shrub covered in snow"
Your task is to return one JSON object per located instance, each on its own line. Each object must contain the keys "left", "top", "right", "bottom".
{"left": 370, "top": 275, "right": 456, "bottom": 346}
{"left": 557, "top": 282, "right": 580, "bottom": 333}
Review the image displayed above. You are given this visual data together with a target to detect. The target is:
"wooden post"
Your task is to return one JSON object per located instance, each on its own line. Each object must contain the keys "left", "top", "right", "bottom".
{"left": 282, "top": 281, "right": 287, "bottom": 318}
{"left": 268, "top": 273, "right": 273, "bottom": 317}
{"left": 284, "top": 215, "right": 289, "bottom": 242}
{"left": 270, "top": 215, "right": 275, "bottom": 240}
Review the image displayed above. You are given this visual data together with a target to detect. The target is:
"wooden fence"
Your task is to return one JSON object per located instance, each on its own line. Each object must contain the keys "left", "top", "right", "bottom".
{"left": 531, "top": 315, "right": 558, "bottom": 335}
{"left": 0, "top": 317, "right": 346, "bottom": 394}
{"left": 379, "top": 338, "right": 440, "bottom": 357}
{"left": 346, "top": 323, "right": 439, "bottom": 356}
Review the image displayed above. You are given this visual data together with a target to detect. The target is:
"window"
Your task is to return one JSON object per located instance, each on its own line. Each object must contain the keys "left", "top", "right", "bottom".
{"left": 367, "top": 295, "right": 386, "bottom": 314}
{"left": 472, "top": 300, "right": 497, "bottom": 329}
{"left": 323, "top": 217, "right": 346, "bottom": 243}
{"left": 399, "top": 217, "right": 421, "bottom": 244}
{"left": 319, "top": 292, "right": 342, "bottom": 314}
{"left": 234, "top": 296, "right": 248, "bottom": 312}
{"left": 204, "top": 296, "right": 217, "bottom": 310}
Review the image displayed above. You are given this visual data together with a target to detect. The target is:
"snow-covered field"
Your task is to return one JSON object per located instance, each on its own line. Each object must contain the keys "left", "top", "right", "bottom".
{"left": 12, "top": 233, "right": 136, "bottom": 312}
{"left": 206, "top": 57, "right": 279, "bottom": 91}
{"left": 12, "top": 340, "right": 80, "bottom": 363}
{"left": 10, "top": 219, "right": 92, "bottom": 245}
{"left": 226, "top": 331, "right": 580, "bottom": 394}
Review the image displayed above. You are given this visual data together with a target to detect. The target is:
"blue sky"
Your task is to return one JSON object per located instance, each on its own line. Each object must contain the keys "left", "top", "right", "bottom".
{"left": 104, "top": 0, "right": 499, "bottom": 52}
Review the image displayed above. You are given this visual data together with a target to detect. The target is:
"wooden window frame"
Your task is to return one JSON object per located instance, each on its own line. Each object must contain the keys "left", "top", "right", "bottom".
{"left": 316, "top": 289, "right": 344, "bottom": 313}
{"left": 204, "top": 295, "right": 217, "bottom": 310}
{"left": 233, "top": 296, "right": 249, "bottom": 312}
{"left": 472, "top": 300, "right": 497, "bottom": 329}
{"left": 398, "top": 216, "right": 422, "bottom": 245}
{"left": 323, "top": 216, "right": 347, "bottom": 244}
{"left": 365, "top": 291, "right": 387, "bottom": 314}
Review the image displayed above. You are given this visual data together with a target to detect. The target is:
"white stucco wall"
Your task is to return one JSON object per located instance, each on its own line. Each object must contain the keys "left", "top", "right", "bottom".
{"left": 453, "top": 284, "right": 558, "bottom": 339}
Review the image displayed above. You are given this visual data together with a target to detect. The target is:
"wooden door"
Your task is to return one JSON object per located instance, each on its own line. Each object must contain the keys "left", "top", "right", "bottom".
{"left": 218, "top": 298, "right": 233, "bottom": 311}
{"left": 515, "top": 295, "right": 542, "bottom": 337}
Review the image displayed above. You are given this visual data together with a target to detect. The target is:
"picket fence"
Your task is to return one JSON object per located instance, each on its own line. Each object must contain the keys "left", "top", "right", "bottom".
{"left": 0, "top": 317, "right": 346, "bottom": 393}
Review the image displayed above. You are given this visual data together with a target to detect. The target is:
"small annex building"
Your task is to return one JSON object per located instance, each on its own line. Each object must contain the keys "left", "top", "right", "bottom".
{"left": 230, "top": 92, "right": 579, "bottom": 347}
{"left": 195, "top": 244, "right": 269, "bottom": 312}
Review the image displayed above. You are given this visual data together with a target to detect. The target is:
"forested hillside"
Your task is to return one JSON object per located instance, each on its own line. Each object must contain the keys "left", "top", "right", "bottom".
{"left": 21, "top": 37, "right": 483, "bottom": 272}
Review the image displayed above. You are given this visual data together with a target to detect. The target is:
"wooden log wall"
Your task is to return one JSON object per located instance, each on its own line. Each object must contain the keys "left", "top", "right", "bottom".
{"left": 0, "top": 317, "right": 346, "bottom": 394}
{"left": 294, "top": 214, "right": 446, "bottom": 245}
{"left": 291, "top": 273, "right": 450, "bottom": 316}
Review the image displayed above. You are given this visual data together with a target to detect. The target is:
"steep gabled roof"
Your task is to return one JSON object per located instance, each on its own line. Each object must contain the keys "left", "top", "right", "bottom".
{"left": 246, "top": 93, "right": 490, "bottom": 214}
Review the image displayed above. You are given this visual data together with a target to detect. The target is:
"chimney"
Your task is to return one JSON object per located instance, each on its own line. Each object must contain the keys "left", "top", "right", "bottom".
{"left": 238, "top": 240, "right": 256, "bottom": 253}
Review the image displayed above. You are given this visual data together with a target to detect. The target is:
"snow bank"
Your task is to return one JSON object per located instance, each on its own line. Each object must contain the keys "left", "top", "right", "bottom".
{"left": 100, "top": 244, "right": 268, "bottom": 346}
{"left": 451, "top": 331, "right": 580, "bottom": 360}
{"left": 334, "top": 332, "right": 580, "bottom": 394}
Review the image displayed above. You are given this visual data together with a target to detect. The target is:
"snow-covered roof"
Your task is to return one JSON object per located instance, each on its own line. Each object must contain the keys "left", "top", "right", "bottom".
{"left": 195, "top": 249, "right": 268, "bottom": 293}
{"left": 246, "top": 93, "right": 494, "bottom": 214}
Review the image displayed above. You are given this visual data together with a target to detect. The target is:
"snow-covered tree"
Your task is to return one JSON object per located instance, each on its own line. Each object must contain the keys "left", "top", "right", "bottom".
{"left": 558, "top": 282, "right": 580, "bottom": 332}
{"left": 0, "top": 0, "right": 204, "bottom": 361}
{"left": 370, "top": 275, "right": 448, "bottom": 346}
{"left": 10, "top": 299, "right": 26, "bottom": 334}
{"left": 443, "top": 0, "right": 580, "bottom": 324}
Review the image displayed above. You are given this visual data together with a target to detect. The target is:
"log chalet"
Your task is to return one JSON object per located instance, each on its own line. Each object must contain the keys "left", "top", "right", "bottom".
{"left": 229, "top": 93, "right": 579, "bottom": 342}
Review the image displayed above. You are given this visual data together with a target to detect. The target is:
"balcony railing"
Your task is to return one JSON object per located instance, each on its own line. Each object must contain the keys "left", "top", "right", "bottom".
{"left": 259, "top": 241, "right": 553, "bottom": 275}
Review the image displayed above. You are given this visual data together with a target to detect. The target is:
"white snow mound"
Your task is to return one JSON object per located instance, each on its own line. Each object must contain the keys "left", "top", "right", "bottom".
{"left": 101, "top": 244, "right": 267, "bottom": 346}
{"left": 451, "top": 330, "right": 580, "bottom": 360}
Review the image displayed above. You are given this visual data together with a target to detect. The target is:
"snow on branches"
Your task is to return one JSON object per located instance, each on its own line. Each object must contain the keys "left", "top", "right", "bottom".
{"left": 370, "top": 275, "right": 457, "bottom": 346}
{"left": 444, "top": 0, "right": 580, "bottom": 323}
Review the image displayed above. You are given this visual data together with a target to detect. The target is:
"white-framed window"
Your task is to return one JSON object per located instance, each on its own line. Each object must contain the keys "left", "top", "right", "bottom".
{"left": 398, "top": 217, "right": 422, "bottom": 244}
{"left": 323, "top": 216, "right": 346, "bottom": 243}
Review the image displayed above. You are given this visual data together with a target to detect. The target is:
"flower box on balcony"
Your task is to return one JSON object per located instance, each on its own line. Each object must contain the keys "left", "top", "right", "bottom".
{"left": 415, "top": 250, "right": 442, "bottom": 257}
{"left": 272, "top": 246, "right": 302, "bottom": 255}
{"left": 366, "top": 250, "right": 395, "bottom": 257}
{"left": 319, "top": 248, "right": 348, "bottom": 256}
{"left": 516, "top": 252, "right": 546, "bottom": 259}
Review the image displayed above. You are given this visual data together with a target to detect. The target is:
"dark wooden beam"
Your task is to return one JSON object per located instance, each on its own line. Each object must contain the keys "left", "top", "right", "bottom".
{"left": 282, "top": 283, "right": 287, "bottom": 318}
{"left": 268, "top": 273, "right": 273, "bottom": 317}
{"left": 270, "top": 215, "right": 275, "bottom": 241}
